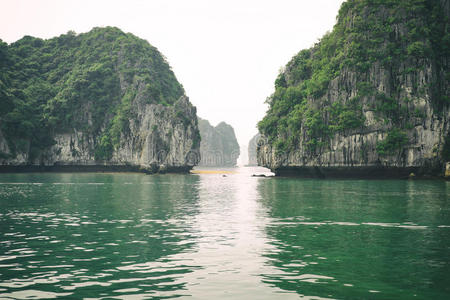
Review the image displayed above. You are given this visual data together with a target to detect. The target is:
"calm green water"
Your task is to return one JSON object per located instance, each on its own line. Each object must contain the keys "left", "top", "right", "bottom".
{"left": 0, "top": 167, "right": 449, "bottom": 299}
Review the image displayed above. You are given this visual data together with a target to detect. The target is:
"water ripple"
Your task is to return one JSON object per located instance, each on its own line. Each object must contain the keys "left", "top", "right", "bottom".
{"left": 0, "top": 170, "right": 449, "bottom": 299}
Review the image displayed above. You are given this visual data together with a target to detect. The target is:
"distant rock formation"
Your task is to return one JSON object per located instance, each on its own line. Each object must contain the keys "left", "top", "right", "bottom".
{"left": 198, "top": 118, "right": 240, "bottom": 167}
{"left": 247, "top": 133, "right": 260, "bottom": 166}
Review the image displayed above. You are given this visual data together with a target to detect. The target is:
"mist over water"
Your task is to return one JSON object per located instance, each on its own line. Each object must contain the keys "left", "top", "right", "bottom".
{"left": 0, "top": 169, "right": 449, "bottom": 299}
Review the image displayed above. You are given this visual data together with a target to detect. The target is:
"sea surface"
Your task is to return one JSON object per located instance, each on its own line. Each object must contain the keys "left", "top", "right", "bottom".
{"left": 0, "top": 167, "right": 449, "bottom": 299}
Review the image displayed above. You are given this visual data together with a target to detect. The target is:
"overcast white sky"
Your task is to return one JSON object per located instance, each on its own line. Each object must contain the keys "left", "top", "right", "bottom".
{"left": 0, "top": 0, "right": 344, "bottom": 164}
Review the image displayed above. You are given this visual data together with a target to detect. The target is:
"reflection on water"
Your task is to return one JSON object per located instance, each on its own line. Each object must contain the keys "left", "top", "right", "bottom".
{"left": 0, "top": 170, "right": 449, "bottom": 299}
{"left": 176, "top": 167, "right": 298, "bottom": 299}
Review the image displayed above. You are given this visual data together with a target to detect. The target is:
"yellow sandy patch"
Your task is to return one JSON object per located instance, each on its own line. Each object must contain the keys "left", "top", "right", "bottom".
{"left": 190, "top": 170, "right": 237, "bottom": 174}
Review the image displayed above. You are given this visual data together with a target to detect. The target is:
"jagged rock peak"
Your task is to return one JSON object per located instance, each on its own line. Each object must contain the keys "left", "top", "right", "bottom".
{"left": 198, "top": 118, "right": 240, "bottom": 167}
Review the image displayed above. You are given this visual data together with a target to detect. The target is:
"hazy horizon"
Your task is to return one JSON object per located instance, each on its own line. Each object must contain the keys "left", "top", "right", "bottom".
{"left": 0, "top": 0, "right": 345, "bottom": 165}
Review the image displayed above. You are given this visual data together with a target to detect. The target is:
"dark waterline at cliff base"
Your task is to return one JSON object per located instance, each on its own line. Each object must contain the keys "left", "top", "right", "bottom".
{"left": 272, "top": 165, "right": 446, "bottom": 179}
{"left": 0, "top": 167, "right": 449, "bottom": 299}
{"left": 0, "top": 164, "right": 193, "bottom": 174}
{"left": 1, "top": 164, "right": 448, "bottom": 180}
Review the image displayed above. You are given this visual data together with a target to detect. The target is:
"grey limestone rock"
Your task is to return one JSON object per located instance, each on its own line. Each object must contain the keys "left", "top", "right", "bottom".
{"left": 198, "top": 118, "right": 240, "bottom": 167}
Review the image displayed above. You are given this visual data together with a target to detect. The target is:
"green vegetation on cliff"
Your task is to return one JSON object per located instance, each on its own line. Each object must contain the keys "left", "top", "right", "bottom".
{"left": 0, "top": 27, "right": 186, "bottom": 160}
{"left": 258, "top": 0, "right": 449, "bottom": 155}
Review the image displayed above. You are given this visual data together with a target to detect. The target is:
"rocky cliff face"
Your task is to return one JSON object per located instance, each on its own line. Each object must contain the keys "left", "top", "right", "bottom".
{"left": 0, "top": 96, "right": 199, "bottom": 172}
{"left": 247, "top": 133, "right": 260, "bottom": 166}
{"left": 258, "top": 0, "right": 449, "bottom": 177}
{"left": 0, "top": 27, "right": 200, "bottom": 172}
{"left": 198, "top": 118, "right": 240, "bottom": 167}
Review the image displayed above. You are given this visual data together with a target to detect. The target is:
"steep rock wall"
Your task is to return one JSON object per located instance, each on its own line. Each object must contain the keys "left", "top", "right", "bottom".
{"left": 257, "top": 0, "right": 449, "bottom": 177}
{"left": 198, "top": 118, "right": 240, "bottom": 167}
{"left": 0, "top": 97, "right": 200, "bottom": 173}
{"left": 247, "top": 133, "right": 260, "bottom": 166}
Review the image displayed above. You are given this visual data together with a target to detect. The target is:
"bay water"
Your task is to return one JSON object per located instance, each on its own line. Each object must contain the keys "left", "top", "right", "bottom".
{"left": 0, "top": 167, "right": 449, "bottom": 299}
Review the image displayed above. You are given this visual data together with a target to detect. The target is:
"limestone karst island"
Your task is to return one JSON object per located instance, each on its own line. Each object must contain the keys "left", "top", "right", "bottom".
{"left": 0, "top": 27, "right": 201, "bottom": 173}
{"left": 257, "top": 0, "right": 449, "bottom": 178}
{"left": 0, "top": 0, "right": 449, "bottom": 299}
